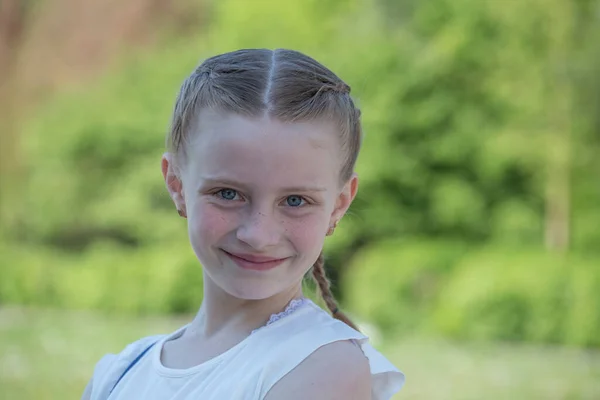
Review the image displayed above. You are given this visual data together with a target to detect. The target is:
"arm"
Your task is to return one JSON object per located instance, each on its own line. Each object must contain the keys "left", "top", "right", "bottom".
{"left": 264, "top": 340, "right": 372, "bottom": 400}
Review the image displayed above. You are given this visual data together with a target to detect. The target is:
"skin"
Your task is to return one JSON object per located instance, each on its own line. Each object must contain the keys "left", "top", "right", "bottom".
{"left": 81, "top": 109, "right": 369, "bottom": 399}
{"left": 264, "top": 340, "right": 372, "bottom": 400}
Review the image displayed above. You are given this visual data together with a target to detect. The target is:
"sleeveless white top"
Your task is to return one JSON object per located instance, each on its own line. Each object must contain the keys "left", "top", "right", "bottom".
{"left": 88, "top": 299, "right": 405, "bottom": 400}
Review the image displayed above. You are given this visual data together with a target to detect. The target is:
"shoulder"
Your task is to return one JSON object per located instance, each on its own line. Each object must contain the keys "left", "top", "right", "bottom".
{"left": 97, "top": 333, "right": 164, "bottom": 373}
{"left": 255, "top": 303, "right": 404, "bottom": 399}
{"left": 86, "top": 333, "right": 168, "bottom": 399}
{"left": 264, "top": 339, "right": 371, "bottom": 400}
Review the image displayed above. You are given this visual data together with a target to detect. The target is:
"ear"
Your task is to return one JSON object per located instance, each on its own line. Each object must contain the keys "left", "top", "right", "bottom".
{"left": 161, "top": 152, "right": 187, "bottom": 217}
{"left": 330, "top": 173, "right": 359, "bottom": 227}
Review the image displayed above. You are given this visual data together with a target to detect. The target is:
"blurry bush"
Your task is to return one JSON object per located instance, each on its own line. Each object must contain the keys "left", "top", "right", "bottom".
{"left": 0, "top": 239, "right": 203, "bottom": 315}
{"left": 345, "top": 242, "right": 600, "bottom": 348}
{"left": 343, "top": 239, "right": 469, "bottom": 335}
{"left": 434, "top": 248, "right": 600, "bottom": 348}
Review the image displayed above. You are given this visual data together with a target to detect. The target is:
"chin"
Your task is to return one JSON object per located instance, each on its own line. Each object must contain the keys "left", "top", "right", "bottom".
{"left": 223, "top": 280, "right": 284, "bottom": 300}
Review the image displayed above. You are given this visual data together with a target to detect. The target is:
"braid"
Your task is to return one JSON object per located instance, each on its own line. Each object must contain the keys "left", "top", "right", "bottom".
{"left": 311, "top": 252, "right": 360, "bottom": 331}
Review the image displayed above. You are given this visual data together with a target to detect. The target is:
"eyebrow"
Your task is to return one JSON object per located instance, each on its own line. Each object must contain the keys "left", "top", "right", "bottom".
{"left": 199, "top": 177, "right": 327, "bottom": 193}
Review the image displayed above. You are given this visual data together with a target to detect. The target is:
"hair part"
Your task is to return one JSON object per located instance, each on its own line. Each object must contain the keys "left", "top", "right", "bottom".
{"left": 166, "top": 48, "right": 362, "bottom": 329}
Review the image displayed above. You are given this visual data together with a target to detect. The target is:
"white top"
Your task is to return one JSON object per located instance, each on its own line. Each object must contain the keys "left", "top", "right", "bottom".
{"left": 88, "top": 300, "right": 405, "bottom": 400}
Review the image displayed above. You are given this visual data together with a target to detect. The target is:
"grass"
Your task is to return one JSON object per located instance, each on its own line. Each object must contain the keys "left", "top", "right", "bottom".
{"left": 1, "top": 306, "right": 599, "bottom": 399}
{"left": 386, "top": 337, "right": 600, "bottom": 399}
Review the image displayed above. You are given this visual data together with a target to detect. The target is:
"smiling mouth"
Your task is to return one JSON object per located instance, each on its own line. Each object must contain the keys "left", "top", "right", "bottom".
{"left": 222, "top": 250, "right": 289, "bottom": 271}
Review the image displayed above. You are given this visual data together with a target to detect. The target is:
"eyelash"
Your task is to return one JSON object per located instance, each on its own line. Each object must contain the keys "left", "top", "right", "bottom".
{"left": 212, "top": 189, "right": 309, "bottom": 208}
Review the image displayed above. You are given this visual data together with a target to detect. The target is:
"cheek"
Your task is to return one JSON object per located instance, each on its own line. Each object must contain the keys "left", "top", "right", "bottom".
{"left": 284, "top": 213, "right": 329, "bottom": 253}
{"left": 189, "top": 203, "right": 235, "bottom": 244}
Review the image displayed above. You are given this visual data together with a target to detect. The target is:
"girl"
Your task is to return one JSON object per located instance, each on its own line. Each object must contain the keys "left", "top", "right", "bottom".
{"left": 82, "top": 48, "right": 405, "bottom": 400}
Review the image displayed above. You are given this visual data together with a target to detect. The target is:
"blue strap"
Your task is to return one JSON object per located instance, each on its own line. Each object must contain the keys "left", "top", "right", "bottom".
{"left": 108, "top": 341, "right": 157, "bottom": 396}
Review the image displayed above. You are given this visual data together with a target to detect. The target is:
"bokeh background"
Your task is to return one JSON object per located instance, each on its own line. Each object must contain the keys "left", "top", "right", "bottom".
{"left": 1, "top": 0, "right": 600, "bottom": 399}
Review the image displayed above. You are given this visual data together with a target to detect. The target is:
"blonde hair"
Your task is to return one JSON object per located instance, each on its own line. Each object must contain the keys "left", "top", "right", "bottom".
{"left": 166, "top": 48, "right": 362, "bottom": 330}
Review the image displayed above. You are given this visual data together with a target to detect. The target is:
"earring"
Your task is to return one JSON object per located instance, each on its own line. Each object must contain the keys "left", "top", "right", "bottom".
{"left": 177, "top": 208, "right": 187, "bottom": 218}
{"left": 326, "top": 220, "right": 338, "bottom": 236}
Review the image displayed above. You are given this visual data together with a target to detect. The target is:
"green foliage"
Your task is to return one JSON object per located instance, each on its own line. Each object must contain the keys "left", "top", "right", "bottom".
{"left": 343, "top": 239, "right": 469, "bottom": 335}
{"left": 167, "top": 255, "right": 205, "bottom": 314}
{"left": 0, "top": 240, "right": 202, "bottom": 315}
{"left": 346, "top": 241, "right": 600, "bottom": 347}
{"left": 15, "top": 42, "right": 201, "bottom": 248}
{"left": 434, "top": 248, "right": 600, "bottom": 347}
{"left": 564, "top": 257, "right": 600, "bottom": 347}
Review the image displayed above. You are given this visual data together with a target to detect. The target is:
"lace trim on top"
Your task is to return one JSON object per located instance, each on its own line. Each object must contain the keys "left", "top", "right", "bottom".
{"left": 251, "top": 297, "right": 309, "bottom": 335}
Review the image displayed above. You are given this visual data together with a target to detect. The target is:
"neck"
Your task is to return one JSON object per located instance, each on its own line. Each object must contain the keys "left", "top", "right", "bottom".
{"left": 185, "top": 272, "right": 304, "bottom": 338}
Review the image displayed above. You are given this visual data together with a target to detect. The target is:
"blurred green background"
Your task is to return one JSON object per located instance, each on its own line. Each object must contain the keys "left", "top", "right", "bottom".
{"left": 1, "top": 0, "right": 600, "bottom": 399}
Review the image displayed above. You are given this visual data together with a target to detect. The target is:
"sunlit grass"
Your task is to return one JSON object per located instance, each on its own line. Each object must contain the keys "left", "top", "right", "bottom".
{"left": 386, "top": 336, "right": 600, "bottom": 399}
{"left": 1, "top": 306, "right": 599, "bottom": 399}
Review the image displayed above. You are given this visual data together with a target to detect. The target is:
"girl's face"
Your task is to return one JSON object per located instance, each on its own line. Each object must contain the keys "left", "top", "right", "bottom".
{"left": 164, "top": 109, "right": 358, "bottom": 300}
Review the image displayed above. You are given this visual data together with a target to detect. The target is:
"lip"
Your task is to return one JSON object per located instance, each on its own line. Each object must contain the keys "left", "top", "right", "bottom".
{"left": 223, "top": 250, "right": 289, "bottom": 271}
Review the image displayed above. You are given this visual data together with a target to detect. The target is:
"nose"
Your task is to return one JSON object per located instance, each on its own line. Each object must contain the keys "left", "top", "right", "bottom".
{"left": 236, "top": 210, "right": 281, "bottom": 251}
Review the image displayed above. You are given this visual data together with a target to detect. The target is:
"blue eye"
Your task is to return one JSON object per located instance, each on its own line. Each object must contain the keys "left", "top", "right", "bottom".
{"left": 286, "top": 195, "right": 305, "bottom": 207}
{"left": 218, "top": 189, "right": 238, "bottom": 200}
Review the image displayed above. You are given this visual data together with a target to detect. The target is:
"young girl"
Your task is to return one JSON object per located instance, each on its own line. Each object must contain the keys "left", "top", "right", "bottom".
{"left": 82, "top": 48, "right": 405, "bottom": 400}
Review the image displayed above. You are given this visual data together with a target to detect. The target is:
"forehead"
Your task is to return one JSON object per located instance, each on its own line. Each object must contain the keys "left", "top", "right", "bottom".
{"left": 184, "top": 110, "right": 342, "bottom": 188}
